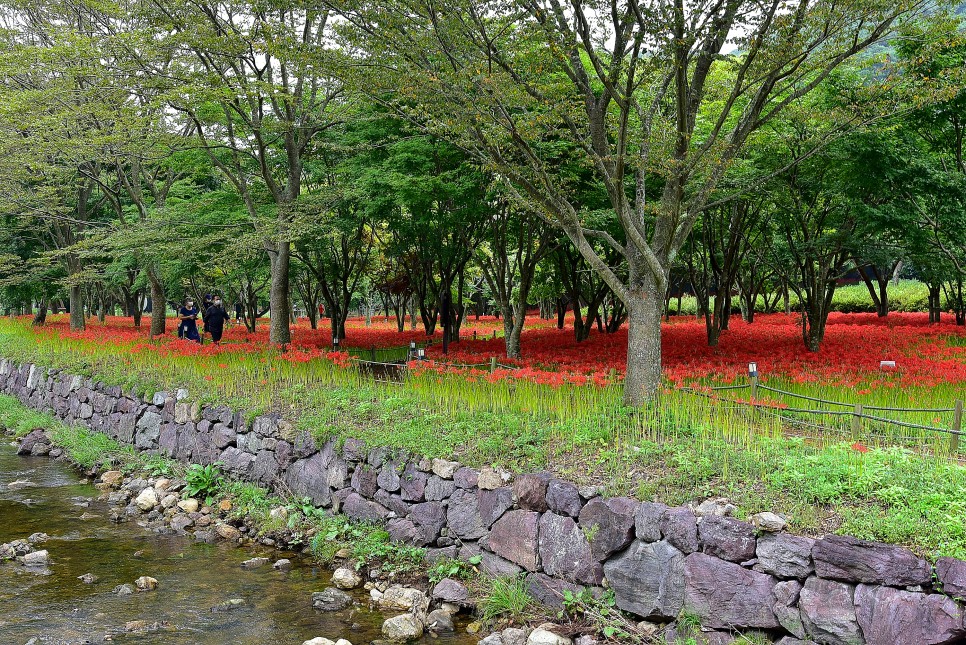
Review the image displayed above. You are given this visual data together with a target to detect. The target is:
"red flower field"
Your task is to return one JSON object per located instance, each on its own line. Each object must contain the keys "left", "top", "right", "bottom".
{"left": 25, "top": 311, "right": 966, "bottom": 390}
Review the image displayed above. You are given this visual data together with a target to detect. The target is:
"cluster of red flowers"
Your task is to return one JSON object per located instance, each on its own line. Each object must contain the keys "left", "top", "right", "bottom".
{"left": 26, "top": 311, "right": 966, "bottom": 388}
{"left": 416, "top": 312, "right": 966, "bottom": 388}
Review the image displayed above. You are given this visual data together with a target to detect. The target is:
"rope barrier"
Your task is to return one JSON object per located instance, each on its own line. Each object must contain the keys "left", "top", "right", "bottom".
{"left": 860, "top": 413, "right": 964, "bottom": 436}
{"left": 678, "top": 384, "right": 960, "bottom": 440}
{"left": 758, "top": 384, "right": 956, "bottom": 413}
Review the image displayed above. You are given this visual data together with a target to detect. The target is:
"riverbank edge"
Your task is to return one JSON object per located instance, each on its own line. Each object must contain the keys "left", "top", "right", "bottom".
{"left": 3, "top": 358, "right": 966, "bottom": 645}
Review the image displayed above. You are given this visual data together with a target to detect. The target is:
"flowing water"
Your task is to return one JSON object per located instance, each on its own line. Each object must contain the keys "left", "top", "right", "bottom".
{"left": 0, "top": 444, "right": 477, "bottom": 645}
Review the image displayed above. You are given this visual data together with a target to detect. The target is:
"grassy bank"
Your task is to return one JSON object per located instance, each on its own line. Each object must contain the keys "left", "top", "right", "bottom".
{"left": 2, "top": 319, "right": 966, "bottom": 560}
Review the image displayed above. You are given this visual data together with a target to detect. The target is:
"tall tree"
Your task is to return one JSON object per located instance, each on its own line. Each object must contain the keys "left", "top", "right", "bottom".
{"left": 330, "top": 0, "right": 936, "bottom": 404}
{"left": 151, "top": 1, "right": 344, "bottom": 345}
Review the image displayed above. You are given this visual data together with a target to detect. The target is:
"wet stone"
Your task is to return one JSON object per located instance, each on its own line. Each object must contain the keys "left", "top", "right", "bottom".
{"left": 312, "top": 587, "right": 353, "bottom": 611}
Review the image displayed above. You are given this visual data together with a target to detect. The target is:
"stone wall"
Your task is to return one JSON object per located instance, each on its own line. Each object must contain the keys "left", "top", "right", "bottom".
{"left": 2, "top": 358, "right": 965, "bottom": 645}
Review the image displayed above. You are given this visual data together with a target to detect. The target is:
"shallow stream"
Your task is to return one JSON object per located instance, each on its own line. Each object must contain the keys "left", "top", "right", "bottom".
{"left": 0, "top": 444, "right": 477, "bottom": 645}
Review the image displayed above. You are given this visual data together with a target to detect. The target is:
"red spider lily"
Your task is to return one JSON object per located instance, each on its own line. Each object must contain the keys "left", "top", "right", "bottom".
{"left": 851, "top": 442, "right": 869, "bottom": 453}
{"left": 22, "top": 311, "right": 966, "bottom": 389}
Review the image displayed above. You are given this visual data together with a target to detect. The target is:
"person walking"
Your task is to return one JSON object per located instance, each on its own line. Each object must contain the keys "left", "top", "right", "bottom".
{"left": 205, "top": 295, "right": 230, "bottom": 345}
{"left": 178, "top": 298, "right": 201, "bottom": 343}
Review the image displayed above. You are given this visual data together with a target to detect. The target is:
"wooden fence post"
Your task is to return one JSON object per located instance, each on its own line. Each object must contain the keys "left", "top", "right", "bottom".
{"left": 952, "top": 399, "right": 963, "bottom": 454}
{"left": 750, "top": 375, "right": 759, "bottom": 401}
{"left": 490, "top": 356, "right": 497, "bottom": 373}
{"left": 492, "top": 330, "right": 496, "bottom": 340}
{"left": 852, "top": 403, "right": 863, "bottom": 441}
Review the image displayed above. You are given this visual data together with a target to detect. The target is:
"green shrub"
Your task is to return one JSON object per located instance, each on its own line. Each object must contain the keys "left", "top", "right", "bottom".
{"left": 184, "top": 463, "right": 225, "bottom": 503}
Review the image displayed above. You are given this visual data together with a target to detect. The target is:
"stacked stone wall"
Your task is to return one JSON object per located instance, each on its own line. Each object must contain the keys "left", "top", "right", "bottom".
{"left": 2, "top": 359, "right": 964, "bottom": 644}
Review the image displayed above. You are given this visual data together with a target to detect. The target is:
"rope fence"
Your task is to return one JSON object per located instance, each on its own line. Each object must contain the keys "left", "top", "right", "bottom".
{"left": 684, "top": 370, "right": 965, "bottom": 453}
{"left": 334, "top": 344, "right": 964, "bottom": 453}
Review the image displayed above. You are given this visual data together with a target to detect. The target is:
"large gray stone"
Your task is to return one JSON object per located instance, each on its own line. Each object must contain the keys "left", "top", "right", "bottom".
{"left": 135, "top": 411, "right": 162, "bottom": 448}
{"left": 447, "top": 488, "right": 486, "bottom": 540}
{"left": 634, "top": 501, "right": 668, "bottom": 543}
{"left": 546, "top": 479, "right": 583, "bottom": 518}
{"left": 812, "top": 534, "right": 931, "bottom": 587}
{"left": 374, "top": 489, "right": 411, "bottom": 517}
{"left": 936, "top": 557, "right": 966, "bottom": 599}
{"left": 158, "top": 423, "right": 179, "bottom": 457}
{"left": 342, "top": 492, "right": 389, "bottom": 523}
{"left": 409, "top": 501, "right": 447, "bottom": 545}
{"left": 212, "top": 423, "right": 235, "bottom": 449}
{"left": 698, "top": 515, "right": 756, "bottom": 563}
{"left": 432, "top": 578, "right": 469, "bottom": 604}
{"left": 16, "top": 429, "right": 49, "bottom": 456}
{"left": 773, "top": 580, "right": 806, "bottom": 639}
{"left": 683, "top": 552, "right": 779, "bottom": 629}
{"left": 756, "top": 533, "right": 814, "bottom": 579}
{"left": 538, "top": 512, "right": 602, "bottom": 586}
{"left": 488, "top": 510, "right": 540, "bottom": 571}
{"left": 350, "top": 464, "right": 380, "bottom": 498}
{"left": 660, "top": 507, "right": 698, "bottom": 554}
{"left": 453, "top": 467, "right": 479, "bottom": 489}
{"left": 513, "top": 472, "right": 552, "bottom": 511}
{"left": 603, "top": 540, "right": 684, "bottom": 620}
{"left": 250, "top": 449, "right": 280, "bottom": 484}
{"left": 479, "top": 487, "right": 514, "bottom": 528}
{"left": 312, "top": 587, "right": 353, "bottom": 611}
{"left": 387, "top": 518, "right": 420, "bottom": 544}
{"left": 219, "top": 447, "right": 254, "bottom": 476}
{"left": 424, "top": 475, "right": 456, "bottom": 501}
{"left": 578, "top": 496, "right": 637, "bottom": 561}
{"left": 377, "top": 462, "right": 401, "bottom": 492}
{"left": 399, "top": 462, "right": 428, "bottom": 502}
{"left": 481, "top": 551, "right": 523, "bottom": 578}
{"left": 854, "top": 583, "right": 965, "bottom": 645}
{"left": 525, "top": 572, "right": 582, "bottom": 610}
{"left": 285, "top": 452, "right": 333, "bottom": 507}
{"left": 798, "top": 576, "right": 862, "bottom": 645}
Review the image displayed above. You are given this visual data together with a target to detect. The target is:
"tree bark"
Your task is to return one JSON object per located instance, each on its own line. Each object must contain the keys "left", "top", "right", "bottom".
{"left": 624, "top": 271, "right": 664, "bottom": 406}
{"left": 148, "top": 269, "right": 166, "bottom": 336}
{"left": 269, "top": 240, "right": 292, "bottom": 345}
{"left": 69, "top": 284, "right": 85, "bottom": 331}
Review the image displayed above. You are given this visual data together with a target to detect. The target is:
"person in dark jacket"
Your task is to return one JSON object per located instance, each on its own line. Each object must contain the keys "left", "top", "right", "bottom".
{"left": 178, "top": 298, "right": 201, "bottom": 343}
{"left": 204, "top": 295, "right": 230, "bottom": 345}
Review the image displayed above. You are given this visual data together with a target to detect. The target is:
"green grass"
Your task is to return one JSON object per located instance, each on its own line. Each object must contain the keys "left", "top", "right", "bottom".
{"left": 0, "top": 394, "right": 56, "bottom": 438}
{"left": 0, "top": 394, "right": 138, "bottom": 469}
{"left": 478, "top": 575, "right": 535, "bottom": 623}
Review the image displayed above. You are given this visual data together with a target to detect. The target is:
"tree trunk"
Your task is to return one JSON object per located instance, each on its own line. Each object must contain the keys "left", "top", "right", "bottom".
{"left": 928, "top": 284, "right": 942, "bottom": 323}
{"left": 878, "top": 278, "right": 889, "bottom": 317}
{"left": 624, "top": 273, "right": 663, "bottom": 406}
{"left": 69, "top": 284, "right": 85, "bottom": 331}
{"left": 269, "top": 241, "right": 292, "bottom": 345}
{"left": 132, "top": 299, "right": 143, "bottom": 328}
{"left": 148, "top": 269, "right": 166, "bottom": 336}
{"left": 441, "top": 288, "right": 451, "bottom": 354}
{"left": 329, "top": 315, "right": 346, "bottom": 342}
